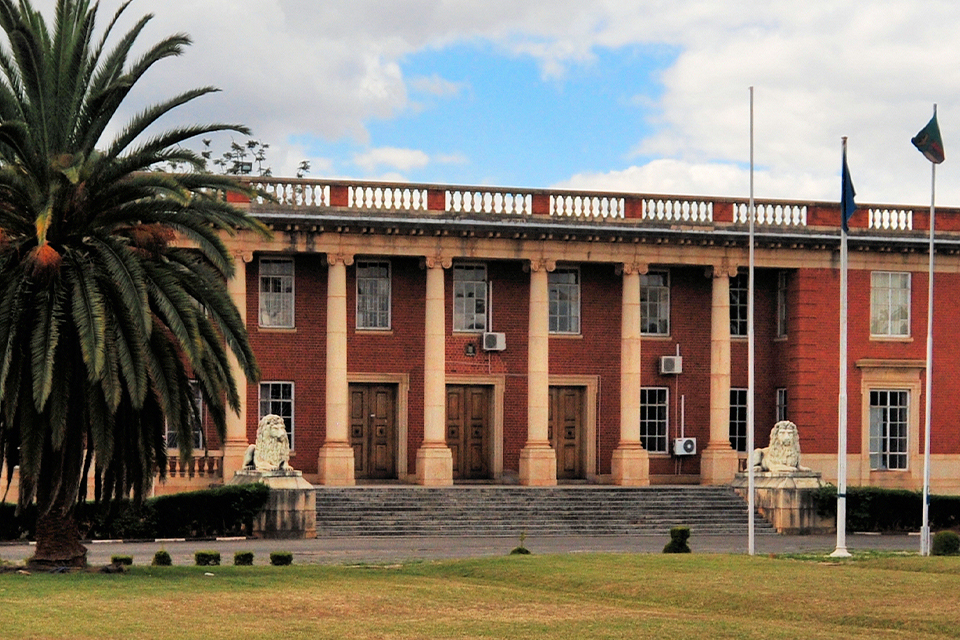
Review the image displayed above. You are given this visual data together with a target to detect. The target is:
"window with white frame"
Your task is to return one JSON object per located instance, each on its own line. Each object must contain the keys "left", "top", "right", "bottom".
{"left": 640, "top": 387, "right": 669, "bottom": 453}
{"left": 259, "top": 382, "right": 294, "bottom": 450}
{"left": 259, "top": 257, "right": 294, "bottom": 328}
{"left": 166, "top": 381, "right": 204, "bottom": 450}
{"left": 776, "top": 270, "right": 788, "bottom": 338}
{"left": 776, "top": 388, "right": 788, "bottom": 423}
{"left": 869, "top": 389, "right": 909, "bottom": 470}
{"left": 729, "top": 388, "right": 748, "bottom": 452}
{"left": 453, "top": 264, "right": 487, "bottom": 332}
{"left": 871, "top": 271, "right": 910, "bottom": 337}
{"left": 356, "top": 260, "right": 391, "bottom": 330}
{"left": 640, "top": 271, "right": 670, "bottom": 335}
{"left": 549, "top": 268, "right": 581, "bottom": 334}
{"left": 730, "top": 273, "right": 748, "bottom": 337}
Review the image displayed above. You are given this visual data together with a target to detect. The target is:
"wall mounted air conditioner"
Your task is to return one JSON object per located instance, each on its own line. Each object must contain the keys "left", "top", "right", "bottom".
{"left": 673, "top": 437, "right": 697, "bottom": 456}
{"left": 482, "top": 332, "right": 506, "bottom": 351}
{"left": 659, "top": 355, "right": 683, "bottom": 375}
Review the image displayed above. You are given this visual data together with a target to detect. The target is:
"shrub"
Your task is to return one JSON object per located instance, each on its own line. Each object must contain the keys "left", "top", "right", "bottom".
{"left": 234, "top": 551, "right": 254, "bottom": 566}
{"left": 814, "top": 485, "right": 960, "bottom": 533}
{"left": 663, "top": 526, "right": 692, "bottom": 553}
{"left": 152, "top": 550, "right": 172, "bottom": 566}
{"left": 110, "top": 555, "right": 133, "bottom": 566}
{"left": 510, "top": 531, "right": 531, "bottom": 555}
{"left": 932, "top": 531, "right": 960, "bottom": 556}
{"left": 195, "top": 551, "right": 221, "bottom": 566}
{"left": 270, "top": 551, "right": 293, "bottom": 566}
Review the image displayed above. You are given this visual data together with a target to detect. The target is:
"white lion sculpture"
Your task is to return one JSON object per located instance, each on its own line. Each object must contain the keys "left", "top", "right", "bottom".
{"left": 243, "top": 414, "right": 291, "bottom": 472}
{"left": 751, "top": 420, "right": 809, "bottom": 473}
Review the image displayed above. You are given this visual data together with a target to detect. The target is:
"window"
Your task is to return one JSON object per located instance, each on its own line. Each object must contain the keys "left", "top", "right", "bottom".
{"left": 776, "top": 270, "right": 788, "bottom": 338}
{"left": 259, "top": 382, "right": 294, "bottom": 450}
{"left": 453, "top": 264, "right": 487, "bottom": 332}
{"left": 871, "top": 271, "right": 910, "bottom": 337}
{"left": 776, "top": 388, "right": 788, "bottom": 423}
{"left": 166, "top": 382, "right": 204, "bottom": 450}
{"left": 640, "top": 388, "right": 669, "bottom": 453}
{"left": 730, "top": 273, "right": 748, "bottom": 337}
{"left": 356, "top": 260, "right": 391, "bottom": 330}
{"left": 549, "top": 268, "right": 580, "bottom": 334}
{"left": 729, "top": 388, "right": 748, "bottom": 452}
{"left": 870, "top": 389, "right": 909, "bottom": 470}
{"left": 640, "top": 271, "right": 670, "bottom": 335}
{"left": 259, "top": 257, "right": 294, "bottom": 328}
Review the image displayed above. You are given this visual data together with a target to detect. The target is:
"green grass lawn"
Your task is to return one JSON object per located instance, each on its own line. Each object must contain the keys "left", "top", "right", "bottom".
{"left": 1, "top": 553, "right": 958, "bottom": 639}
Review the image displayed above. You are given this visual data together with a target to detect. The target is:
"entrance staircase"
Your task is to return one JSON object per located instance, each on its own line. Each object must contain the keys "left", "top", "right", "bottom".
{"left": 315, "top": 485, "right": 776, "bottom": 537}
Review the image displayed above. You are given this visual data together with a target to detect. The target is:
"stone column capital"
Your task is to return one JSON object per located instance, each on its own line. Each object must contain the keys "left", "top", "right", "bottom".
{"left": 422, "top": 254, "right": 453, "bottom": 269}
{"left": 617, "top": 261, "right": 649, "bottom": 277}
{"left": 233, "top": 250, "right": 254, "bottom": 264}
{"left": 525, "top": 258, "right": 556, "bottom": 273}
{"left": 326, "top": 252, "right": 354, "bottom": 267}
{"left": 706, "top": 261, "right": 739, "bottom": 279}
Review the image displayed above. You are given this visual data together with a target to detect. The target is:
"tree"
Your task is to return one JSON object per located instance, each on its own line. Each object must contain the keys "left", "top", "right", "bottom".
{"left": 0, "top": 0, "right": 268, "bottom": 566}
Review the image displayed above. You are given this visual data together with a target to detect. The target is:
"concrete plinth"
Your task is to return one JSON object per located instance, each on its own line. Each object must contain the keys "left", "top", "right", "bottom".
{"left": 416, "top": 445, "right": 453, "bottom": 486}
{"left": 731, "top": 470, "right": 834, "bottom": 534}
{"left": 229, "top": 470, "right": 317, "bottom": 539}
{"left": 317, "top": 444, "right": 356, "bottom": 486}
{"left": 519, "top": 445, "right": 557, "bottom": 486}
{"left": 700, "top": 447, "right": 740, "bottom": 485}
{"left": 611, "top": 446, "right": 650, "bottom": 486}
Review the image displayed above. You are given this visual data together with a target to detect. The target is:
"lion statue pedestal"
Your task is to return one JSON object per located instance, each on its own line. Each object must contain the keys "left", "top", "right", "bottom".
{"left": 228, "top": 415, "right": 316, "bottom": 539}
{"left": 730, "top": 421, "right": 834, "bottom": 535}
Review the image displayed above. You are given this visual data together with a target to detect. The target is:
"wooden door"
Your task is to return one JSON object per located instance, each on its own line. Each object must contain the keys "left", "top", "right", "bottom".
{"left": 349, "top": 384, "right": 397, "bottom": 480}
{"left": 446, "top": 385, "right": 491, "bottom": 480}
{"left": 549, "top": 386, "right": 584, "bottom": 480}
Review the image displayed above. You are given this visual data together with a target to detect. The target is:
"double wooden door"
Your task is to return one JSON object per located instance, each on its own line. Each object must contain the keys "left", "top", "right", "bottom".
{"left": 446, "top": 385, "right": 491, "bottom": 480}
{"left": 350, "top": 384, "right": 397, "bottom": 480}
{"left": 549, "top": 386, "right": 585, "bottom": 480}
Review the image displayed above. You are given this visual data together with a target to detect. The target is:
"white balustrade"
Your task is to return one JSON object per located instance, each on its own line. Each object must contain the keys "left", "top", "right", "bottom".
{"left": 349, "top": 186, "right": 428, "bottom": 211}
{"left": 551, "top": 195, "right": 625, "bottom": 219}
{"left": 643, "top": 198, "right": 712, "bottom": 223}
{"left": 869, "top": 209, "right": 912, "bottom": 231}
{"left": 446, "top": 190, "right": 531, "bottom": 215}
{"left": 733, "top": 203, "right": 806, "bottom": 227}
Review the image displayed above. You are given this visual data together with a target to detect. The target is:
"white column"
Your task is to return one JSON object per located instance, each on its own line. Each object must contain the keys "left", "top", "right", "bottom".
{"left": 223, "top": 251, "right": 252, "bottom": 480}
{"left": 416, "top": 256, "right": 453, "bottom": 486}
{"left": 700, "top": 264, "right": 739, "bottom": 484}
{"left": 317, "top": 253, "right": 356, "bottom": 485}
{"left": 611, "top": 262, "right": 650, "bottom": 485}
{"left": 519, "top": 258, "right": 557, "bottom": 486}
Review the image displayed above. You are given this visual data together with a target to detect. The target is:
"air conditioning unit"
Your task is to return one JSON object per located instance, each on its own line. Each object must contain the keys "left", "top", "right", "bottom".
{"left": 482, "top": 332, "right": 506, "bottom": 351}
{"left": 673, "top": 437, "right": 697, "bottom": 456}
{"left": 659, "top": 355, "right": 683, "bottom": 375}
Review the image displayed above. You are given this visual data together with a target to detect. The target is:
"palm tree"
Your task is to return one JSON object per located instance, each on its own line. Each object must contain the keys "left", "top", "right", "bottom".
{"left": 0, "top": 0, "right": 267, "bottom": 566}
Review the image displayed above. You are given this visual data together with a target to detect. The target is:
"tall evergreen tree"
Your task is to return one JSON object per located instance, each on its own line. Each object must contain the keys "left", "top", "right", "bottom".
{"left": 0, "top": 0, "right": 267, "bottom": 566}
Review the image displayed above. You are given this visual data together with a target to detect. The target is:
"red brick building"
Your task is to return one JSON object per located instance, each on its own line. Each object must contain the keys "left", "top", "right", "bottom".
{"left": 196, "top": 178, "right": 960, "bottom": 493}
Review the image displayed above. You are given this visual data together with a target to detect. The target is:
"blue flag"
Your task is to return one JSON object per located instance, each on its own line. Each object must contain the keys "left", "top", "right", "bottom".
{"left": 841, "top": 145, "right": 856, "bottom": 233}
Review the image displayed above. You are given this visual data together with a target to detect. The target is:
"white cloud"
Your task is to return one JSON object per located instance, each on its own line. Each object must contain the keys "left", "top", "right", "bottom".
{"left": 353, "top": 147, "right": 431, "bottom": 173}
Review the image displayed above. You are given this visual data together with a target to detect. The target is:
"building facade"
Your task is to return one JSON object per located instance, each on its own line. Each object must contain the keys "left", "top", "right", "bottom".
{"left": 191, "top": 178, "right": 960, "bottom": 494}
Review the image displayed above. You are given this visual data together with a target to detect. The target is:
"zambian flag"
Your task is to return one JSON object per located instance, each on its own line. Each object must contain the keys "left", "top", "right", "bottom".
{"left": 912, "top": 112, "right": 945, "bottom": 164}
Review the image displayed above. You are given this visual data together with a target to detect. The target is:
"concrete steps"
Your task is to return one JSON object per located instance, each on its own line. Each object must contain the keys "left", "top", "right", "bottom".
{"left": 315, "top": 485, "right": 777, "bottom": 537}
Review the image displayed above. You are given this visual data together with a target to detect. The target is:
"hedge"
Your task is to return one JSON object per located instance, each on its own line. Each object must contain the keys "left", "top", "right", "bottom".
{"left": 814, "top": 485, "right": 960, "bottom": 532}
{"left": 0, "top": 483, "right": 270, "bottom": 541}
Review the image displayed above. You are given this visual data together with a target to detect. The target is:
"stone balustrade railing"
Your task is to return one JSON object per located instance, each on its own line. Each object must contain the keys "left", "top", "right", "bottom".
{"left": 166, "top": 451, "right": 223, "bottom": 480}
{"left": 237, "top": 177, "right": 958, "bottom": 235}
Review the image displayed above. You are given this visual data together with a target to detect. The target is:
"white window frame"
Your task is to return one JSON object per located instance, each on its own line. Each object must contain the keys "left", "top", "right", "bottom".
{"left": 640, "top": 387, "right": 669, "bottom": 453}
{"left": 453, "top": 264, "right": 487, "bottom": 332}
{"left": 166, "top": 381, "right": 204, "bottom": 450}
{"left": 549, "top": 267, "right": 581, "bottom": 334}
{"left": 871, "top": 271, "right": 911, "bottom": 337}
{"left": 729, "top": 388, "right": 748, "bottom": 452}
{"left": 730, "top": 273, "right": 748, "bottom": 337}
{"left": 640, "top": 270, "right": 670, "bottom": 336}
{"left": 869, "top": 389, "right": 909, "bottom": 471}
{"left": 356, "top": 259, "right": 391, "bottom": 330}
{"left": 259, "top": 381, "right": 295, "bottom": 450}
{"left": 259, "top": 257, "right": 295, "bottom": 328}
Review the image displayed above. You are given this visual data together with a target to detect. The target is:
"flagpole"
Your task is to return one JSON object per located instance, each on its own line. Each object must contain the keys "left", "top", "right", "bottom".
{"left": 831, "top": 137, "right": 851, "bottom": 558}
{"left": 746, "top": 86, "right": 756, "bottom": 556}
{"left": 921, "top": 106, "right": 937, "bottom": 556}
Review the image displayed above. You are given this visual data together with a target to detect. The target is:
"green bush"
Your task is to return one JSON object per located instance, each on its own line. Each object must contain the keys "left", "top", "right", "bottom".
{"left": 663, "top": 526, "right": 691, "bottom": 553}
{"left": 110, "top": 555, "right": 133, "bottom": 566}
{"left": 932, "top": 531, "right": 960, "bottom": 556}
{"left": 195, "top": 550, "right": 221, "bottom": 566}
{"left": 152, "top": 550, "right": 172, "bottom": 566}
{"left": 814, "top": 485, "right": 960, "bottom": 533}
{"left": 234, "top": 551, "right": 254, "bottom": 566}
{"left": 270, "top": 551, "right": 293, "bottom": 566}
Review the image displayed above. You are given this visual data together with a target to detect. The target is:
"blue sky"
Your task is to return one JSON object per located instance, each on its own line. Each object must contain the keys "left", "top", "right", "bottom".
{"left": 31, "top": 1, "right": 960, "bottom": 207}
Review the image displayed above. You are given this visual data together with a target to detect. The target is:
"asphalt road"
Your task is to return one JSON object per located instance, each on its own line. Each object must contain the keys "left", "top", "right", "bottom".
{"left": 0, "top": 532, "right": 922, "bottom": 567}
